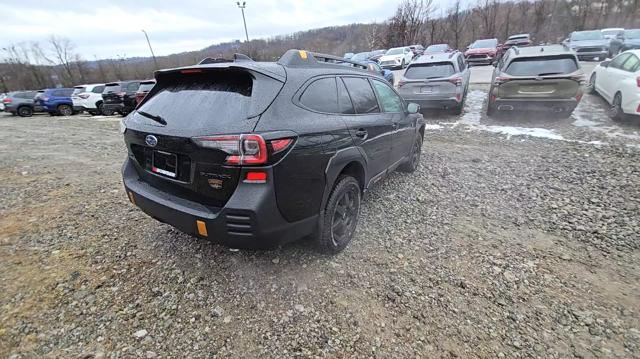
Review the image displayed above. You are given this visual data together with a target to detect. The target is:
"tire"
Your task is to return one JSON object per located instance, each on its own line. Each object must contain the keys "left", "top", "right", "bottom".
{"left": 452, "top": 89, "right": 467, "bottom": 115}
{"left": 315, "top": 175, "right": 361, "bottom": 254}
{"left": 587, "top": 73, "right": 597, "bottom": 95}
{"left": 96, "top": 102, "right": 104, "bottom": 115}
{"left": 487, "top": 104, "right": 495, "bottom": 116}
{"left": 58, "top": 104, "right": 73, "bottom": 116}
{"left": 609, "top": 92, "right": 625, "bottom": 121}
{"left": 102, "top": 107, "right": 115, "bottom": 116}
{"left": 398, "top": 134, "right": 423, "bottom": 173}
{"left": 17, "top": 106, "right": 33, "bottom": 117}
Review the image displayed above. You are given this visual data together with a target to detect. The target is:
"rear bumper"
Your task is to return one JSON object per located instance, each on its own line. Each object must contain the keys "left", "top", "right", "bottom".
{"left": 492, "top": 98, "right": 578, "bottom": 113}
{"left": 122, "top": 158, "right": 317, "bottom": 249}
{"left": 466, "top": 56, "right": 495, "bottom": 65}
{"left": 402, "top": 97, "right": 460, "bottom": 110}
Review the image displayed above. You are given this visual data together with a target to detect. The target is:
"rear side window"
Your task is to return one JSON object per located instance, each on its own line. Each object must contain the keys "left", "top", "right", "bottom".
{"left": 342, "top": 77, "right": 379, "bottom": 114}
{"left": 127, "top": 82, "right": 140, "bottom": 92}
{"left": 92, "top": 85, "right": 105, "bottom": 93}
{"left": 138, "top": 83, "right": 155, "bottom": 92}
{"left": 404, "top": 62, "right": 455, "bottom": 79}
{"left": 134, "top": 71, "right": 252, "bottom": 129}
{"left": 505, "top": 56, "right": 578, "bottom": 76}
{"left": 73, "top": 87, "right": 85, "bottom": 95}
{"left": 104, "top": 84, "right": 121, "bottom": 93}
{"left": 609, "top": 53, "right": 630, "bottom": 69}
{"left": 372, "top": 80, "right": 404, "bottom": 113}
{"left": 299, "top": 77, "right": 338, "bottom": 113}
{"left": 337, "top": 78, "right": 354, "bottom": 114}
{"left": 621, "top": 55, "right": 639, "bottom": 72}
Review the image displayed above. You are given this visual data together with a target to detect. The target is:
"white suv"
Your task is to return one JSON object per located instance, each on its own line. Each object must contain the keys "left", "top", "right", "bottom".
{"left": 72, "top": 83, "right": 106, "bottom": 115}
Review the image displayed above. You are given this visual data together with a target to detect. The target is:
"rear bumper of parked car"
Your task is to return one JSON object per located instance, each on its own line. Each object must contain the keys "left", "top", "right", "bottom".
{"left": 401, "top": 95, "right": 461, "bottom": 110}
{"left": 492, "top": 98, "right": 579, "bottom": 113}
{"left": 122, "top": 158, "right": 317, "bottom": 249}
{"left": 103, "top": 103, "right": 125, "bottom": 113}
{"left": 465, "top": 56, "right": 494, "bottom": 65}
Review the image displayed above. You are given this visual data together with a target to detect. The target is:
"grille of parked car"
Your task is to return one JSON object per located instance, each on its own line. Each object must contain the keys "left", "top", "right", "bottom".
{"left": 468, "top": 54, "right": 489, "bottom": 59}
{"left": 380, "top": 60, "right": 396, "bottom": 66}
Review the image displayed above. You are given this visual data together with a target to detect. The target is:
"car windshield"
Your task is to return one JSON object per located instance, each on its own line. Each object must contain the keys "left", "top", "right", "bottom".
{"left": 471, "top": 39, "right": 497, "bottom": 48}
{"left": 404, "top": 62, "right": 455, "bottom": 79}
{"left": 426, "top": 44, "right": 448, "bottom": 53}
{"left": 625, "top": 30, "right": 640, "bottom": 39}
{"left": 504, "top": 56, "right": 578, "bottom": 76}
{"left": 351, "top": 52, "right": 370, "bottom": 61}
{"left": 103, "top": 84, "right": 121, "bottom": 93}
{"left": 571, "top": 31, "right": 604, "bottom": 41}
{"left": 386, "top": 48, "right": 404, "bottom": 55}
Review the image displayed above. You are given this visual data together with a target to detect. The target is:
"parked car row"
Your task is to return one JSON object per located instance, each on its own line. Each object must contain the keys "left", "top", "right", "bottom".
{"left": 1, "top": 80, "right": 156, "bottom": 117}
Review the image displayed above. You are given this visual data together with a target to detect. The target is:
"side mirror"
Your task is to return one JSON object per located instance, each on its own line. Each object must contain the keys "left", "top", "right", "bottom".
{"left": 601, "top": 60, "right": 610, "bottom": 68}
{"left": 407, "top": 103, "right": 420, "bottom": 114}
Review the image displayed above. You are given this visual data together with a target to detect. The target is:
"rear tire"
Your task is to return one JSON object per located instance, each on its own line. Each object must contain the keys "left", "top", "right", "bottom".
{"left": 102, "top": 107, "right": 115, "bottom": 116}
{"left": 58, "top": 104, "right": 73, "bottom": 116}
{"left": 17, "top": 106, "right": 33, "bottom": 117}
{"left": 398, "top": 135, "right": 422, "bottom": 173}
{"left": 315, "top": 175, "right": 361, "bottom": 254}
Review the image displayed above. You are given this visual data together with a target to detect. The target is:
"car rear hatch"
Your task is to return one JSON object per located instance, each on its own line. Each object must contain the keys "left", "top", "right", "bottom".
{"left": 124, "top": 65, "right": 285, "bottom": 208}
{"left": 102, "top": 83, "right": 123, "bottom": 104}
{"left": 496, "top": 55, "right": 583, "bottom": 99}
{"left": 399, "top": 62, "right": 459, "bottom": 98}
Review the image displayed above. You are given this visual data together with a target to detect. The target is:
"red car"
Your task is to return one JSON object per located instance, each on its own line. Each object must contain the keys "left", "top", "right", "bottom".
{"left": 497, "top": 34, "right": 533, "bottom": 59}
{"left": 135, "top": 80, "right": 156, "bottom": 105}
{"left": 464, "top": 38, "right": 499, "bottom": 66}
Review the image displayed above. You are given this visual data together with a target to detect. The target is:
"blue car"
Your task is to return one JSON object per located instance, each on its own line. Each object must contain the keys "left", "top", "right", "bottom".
{"left": 363, "top": 60, "right": 395, "bottom": 85}
{"left": 34, "top": 88, "right": 76, "bottom": 116}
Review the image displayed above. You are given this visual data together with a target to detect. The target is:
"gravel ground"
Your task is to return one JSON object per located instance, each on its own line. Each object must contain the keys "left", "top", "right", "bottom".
{"left": 1, "top": 87, "right": 639, "bottom": 358}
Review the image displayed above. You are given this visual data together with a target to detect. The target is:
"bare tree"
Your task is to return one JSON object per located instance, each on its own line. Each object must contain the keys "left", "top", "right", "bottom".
{"left": 47, "top": 36, "right": 77, "bottom": 84}
{"left": 447, "top": 0, "right": 465, "bottom": 49}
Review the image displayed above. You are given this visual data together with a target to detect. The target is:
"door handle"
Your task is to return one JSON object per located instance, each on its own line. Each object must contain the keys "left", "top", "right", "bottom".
{"left": 355, "top": 128, "right": 367, "bottom": 138}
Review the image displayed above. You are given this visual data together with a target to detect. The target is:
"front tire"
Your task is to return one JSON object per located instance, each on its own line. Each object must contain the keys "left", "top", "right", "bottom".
{"left": 398, "top": 134, "right": 423, "bottom": 173}
{"left": 58, "top": 104, "right": 73, "bottom": 116}
{"left": 609, "top": 92, "right": 625, "bottom": 121}
{"left": 587, "top": 73, "right": 597, "bottom": 95}
{"left": 315, "top": 175, "right": 361, "bottom": 254}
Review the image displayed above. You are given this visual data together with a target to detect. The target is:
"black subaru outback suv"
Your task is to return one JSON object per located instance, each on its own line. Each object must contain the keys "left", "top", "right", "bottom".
{"left": 121, "top": 50, "right": 425, "bottom": 253}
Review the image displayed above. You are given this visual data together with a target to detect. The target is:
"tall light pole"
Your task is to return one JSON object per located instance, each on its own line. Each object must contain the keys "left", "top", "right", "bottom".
{"left": 236, "top": 2, "right": 250, "bottom": 44}
{"left": 141, "top": 29, "right": 159, "bottom": 70}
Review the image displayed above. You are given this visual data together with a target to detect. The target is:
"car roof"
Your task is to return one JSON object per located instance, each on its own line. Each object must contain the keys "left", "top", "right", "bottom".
{"left": 602, "top": 28, "right": 624, "bottom": 31}
{"left": 508, "top": 44, "right": 574, "bottom": 57}
{"left": 412, "top": 52, "right": 458, "bottom": 64}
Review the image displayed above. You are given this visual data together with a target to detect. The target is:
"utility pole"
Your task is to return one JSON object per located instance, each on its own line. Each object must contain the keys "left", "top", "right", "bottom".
{"left": 236, "top": 2, "right": 250, "bottom": 44}
{"left": 141, "top": 29, "right": 159, "bottom": 70}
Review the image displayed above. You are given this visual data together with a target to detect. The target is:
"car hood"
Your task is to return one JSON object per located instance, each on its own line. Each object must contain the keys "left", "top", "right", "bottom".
{"left": 379, "top": 54, "right": 404, "bottom": 61}
{"left": 465, "top": 48, "right": 496, "bottom": 55}
{"left": 570, "top": 40, "right": 609, "bottom": 48}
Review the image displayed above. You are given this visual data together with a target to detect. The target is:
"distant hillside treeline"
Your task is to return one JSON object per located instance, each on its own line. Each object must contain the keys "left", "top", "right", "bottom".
{"left": 1, "top": 0, "right": 639, "bottom": 92}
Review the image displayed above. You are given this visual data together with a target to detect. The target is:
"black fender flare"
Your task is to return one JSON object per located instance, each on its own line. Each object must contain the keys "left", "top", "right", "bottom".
{"left": 320, "top": 147, "right": 367, "bottom": 211}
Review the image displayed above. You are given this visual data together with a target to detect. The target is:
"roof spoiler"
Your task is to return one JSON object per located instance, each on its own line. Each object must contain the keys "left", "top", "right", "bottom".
{"left": 277, "top": 49, "right": 368, "bottom": 70}
{"left": 198, "top": 53, "right": 254, "bottom": 65}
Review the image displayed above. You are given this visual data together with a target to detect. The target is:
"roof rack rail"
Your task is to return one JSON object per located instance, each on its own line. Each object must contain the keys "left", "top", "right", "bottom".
{"left": 198, "top": 53, "right": 253, "bottom": 65}
{"left": 278, "top": 49, "right": 368, "bottom": 70}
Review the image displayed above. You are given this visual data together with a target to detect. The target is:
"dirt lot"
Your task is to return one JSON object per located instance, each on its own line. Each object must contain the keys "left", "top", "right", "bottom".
{"left": 1, "top": 86, "right": 639, "bottom": 359}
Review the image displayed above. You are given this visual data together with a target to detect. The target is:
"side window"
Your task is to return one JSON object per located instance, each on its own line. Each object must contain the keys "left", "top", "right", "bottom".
{"left": 337, "top": 78, "right": 355, "bottom": 114}
{"left": 457, "top": 56, "right": 465, "bottom": 71}
{"left": 372, "top": 80, "right": 404, "bottom": 113}
{"left": 621, "top": 55, "right": 639, "bottom": 72}
{"left": 92, "top": 85, "right": 105, "bottom": 93}
{"left": 609, "top": 53, "right": 630, "bottom": 69}
{"left": 342, "top": 77, "right": 379, "bottom": 114}
{"left": 52, "top": 90, "right": 64, "bottom": 97}
{"left": 128, "top": 82, "right": 140, "bottom": 92}
{"left": 299, "top": 77, "right": 338, "bottom": 113}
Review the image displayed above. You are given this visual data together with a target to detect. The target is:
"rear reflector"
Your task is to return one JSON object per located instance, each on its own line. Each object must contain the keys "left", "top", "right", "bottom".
{"left": 196, "top": 220, "right": 208, "bottom": 237}
{"left": 637, "top": 104, "right": 640, "bottom": 113}
{"left": 2, "top": 98, "right": 11, "bottom": 103}
{"left": 244, "top": 171, "right": 267, "bottom": 183}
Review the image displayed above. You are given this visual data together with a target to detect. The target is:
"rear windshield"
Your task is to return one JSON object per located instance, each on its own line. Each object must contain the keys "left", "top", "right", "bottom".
{"left": 426, "top": 44, "right": 448, "bottom": 53}
{"left": 404, "top": 62, "right": 455, "bottom": 79}
{"left": 138, "top": 83, "right": 155, "bottom": 92}
{"left": 134, "top": 71, "right": 252, "bottom": 128}
{"left": 386, "top": 48, "right": 404, "bottom": 55}
{"left": 505, "top": 56, "right": 578, "bottom": 76}
{"left": 471, "top": 39, "right": 497, "bottom": 48}
{"left": 103, "top": 84, "right": 121, "bottom": 93}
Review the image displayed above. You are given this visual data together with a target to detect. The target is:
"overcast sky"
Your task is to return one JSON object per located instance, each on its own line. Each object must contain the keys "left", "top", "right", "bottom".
{"left": 0, "top": 0, "right": 454, "bottom": 61}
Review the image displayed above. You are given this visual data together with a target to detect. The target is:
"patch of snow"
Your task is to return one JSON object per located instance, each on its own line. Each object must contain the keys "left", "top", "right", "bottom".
{"left": 424, "top": 124, "right": 444, "bottom": 130}
{"left": 473, "top": 125, "right": 566, "bottom": 141}
{"left": 571, "top": 118, "right": 601, "bottom": 127}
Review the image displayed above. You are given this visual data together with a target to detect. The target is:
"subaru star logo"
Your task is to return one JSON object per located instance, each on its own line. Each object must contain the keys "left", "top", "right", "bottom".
{"left": 145, "top": 135, "right": 158, "bottom": 147}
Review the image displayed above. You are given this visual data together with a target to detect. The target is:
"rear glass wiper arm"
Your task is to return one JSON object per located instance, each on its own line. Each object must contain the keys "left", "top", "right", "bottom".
{"left": 537, "top": 72, "right": 564, "bottom": 76}
{"left": 137, "top": 110, "right": 167, "bottom": 125}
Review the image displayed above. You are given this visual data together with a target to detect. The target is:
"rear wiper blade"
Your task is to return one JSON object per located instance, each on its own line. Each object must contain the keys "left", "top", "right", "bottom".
{"left": 137, "top": 110, "right": 167, "bottom": 125}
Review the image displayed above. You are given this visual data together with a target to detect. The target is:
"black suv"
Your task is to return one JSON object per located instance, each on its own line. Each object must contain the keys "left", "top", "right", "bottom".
{"left": 121, "top": 50, "right": 425, "bottom": 253}
{"left": 102, "top": 80, "right": 141, "bottom": 116}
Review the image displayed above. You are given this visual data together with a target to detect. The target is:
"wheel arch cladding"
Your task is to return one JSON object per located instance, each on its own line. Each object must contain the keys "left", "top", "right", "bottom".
{"left": 338, "top": 161, "right": 365, "bottom": 192}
